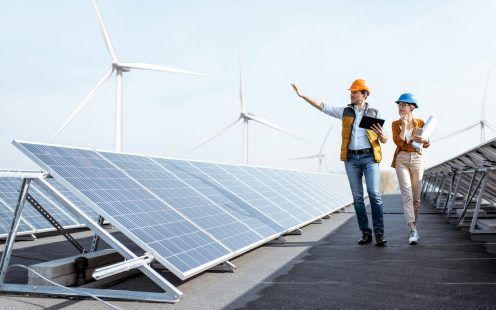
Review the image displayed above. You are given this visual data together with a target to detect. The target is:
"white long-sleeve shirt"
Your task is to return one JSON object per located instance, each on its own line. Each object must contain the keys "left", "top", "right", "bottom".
{"left": 321, "top": 103, "right": 382, "bottom": 150}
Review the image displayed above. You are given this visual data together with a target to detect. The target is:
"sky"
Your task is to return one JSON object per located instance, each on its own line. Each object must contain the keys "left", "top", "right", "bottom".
{"left": 1, "top": 0, "right": 496, "bottom": 173}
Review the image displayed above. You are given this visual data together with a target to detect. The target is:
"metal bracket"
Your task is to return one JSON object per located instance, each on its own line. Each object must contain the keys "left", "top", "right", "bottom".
{"left": 14, "top": 234, "right": 36, "bottom": 241}
{"left": 312, "top": 219, "right": 324, "bottom": 224}
{"left": 90, "top": 216, "right": 105, "bottom": 252}
{"left": 268, "top": 236, "right": 287, "bottom": 244}
{"left": 321, "top": 214, "right": 331, "bottom": 219}
{"left": 285, "top": 228, "right": 303, "bottom": 235}
{"left": 25, "top": 193, "right": 87, "bottom": 254}
{"left": 0, "top": 178, "right": 182, "bottom": 303}
{"left": 0, "top": 178, "right": 32, "bottom": 285}
{"left": 458, "top": 171, "right": 484, "bottom": 226}
{"left": 209, "top": 260, "right": 236, "bottom": 273}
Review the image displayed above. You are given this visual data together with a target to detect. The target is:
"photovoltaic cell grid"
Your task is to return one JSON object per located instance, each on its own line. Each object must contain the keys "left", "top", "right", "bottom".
{"left": 154, "top": 158, "right": 285, "bottom": 238}
{"left": 254, "top": 168, "right": 329, "bottom": 214}
{"left": 40, "top": 177, "right": 100, "bottom": 222}
{"left": 98, "top": 151, "right": 264, "bottom": 253}
{"left": 0, "top": 179, "right": 33, "bottom": 235}
{"left": 0, "top": 177, "right": 84, "bottom": 237}
{"left": 189, "top": 161, "right": 302, "bottom": 230}
{"left": 14, "top": 141, "right": 353, "bottom": 280}
{"left": 15, "top": 143, "right": 231, "bottom": 278}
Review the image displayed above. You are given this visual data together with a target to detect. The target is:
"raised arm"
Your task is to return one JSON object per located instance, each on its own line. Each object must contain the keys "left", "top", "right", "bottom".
{"left": 291, "top": 83, "right": 323, "bottom": 111}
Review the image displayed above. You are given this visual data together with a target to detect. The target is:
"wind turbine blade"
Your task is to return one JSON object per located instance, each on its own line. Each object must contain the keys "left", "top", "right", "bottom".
{"left": 481, "top": 68, "right": 490, "bottom": 122}
{"left": 289, "top": 154, "right": 319, "bottom": 160}
{"left": 247, "top": 113, "right": 309, "bottom": 143}
{"left": 238, "top": 50, "right": 246, "bottom": 112}
{"left": 92, "top": 0, "right": 118, "bottom": 62}
{"left": 181, "top": 117, "right": 241, "bottom": 155}
{"left": 484, "top": 121, "right": 496, "bottom": 133}
{"left": 431, "top": 121, "right": 480, "bottom": 143}
{"left": 120, "top": 62, "right": 206, "bottom": 76}
{"left": 319, "top": 123, "right": 334, "bottom": 154}
{"left": 51, "top": 67, "right": 113, "bottom": 140}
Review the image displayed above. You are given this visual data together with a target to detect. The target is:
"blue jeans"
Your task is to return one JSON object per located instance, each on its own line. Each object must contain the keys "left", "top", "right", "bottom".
{"left": 344, "top": 153, "right": 384, "bottom": 235}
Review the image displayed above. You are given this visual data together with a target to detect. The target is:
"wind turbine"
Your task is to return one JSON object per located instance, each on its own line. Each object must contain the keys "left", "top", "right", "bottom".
{"left": 290, "top": 124, "right": 333, "bottom": 172}
{"left": 433, "top": 69, "right": 496, "bottom": 144}
{"left": 182, "top": 57, "right": 307, "bottom": 165}
{"left": 51, "top": 0, "right": 204, "bottom": 152}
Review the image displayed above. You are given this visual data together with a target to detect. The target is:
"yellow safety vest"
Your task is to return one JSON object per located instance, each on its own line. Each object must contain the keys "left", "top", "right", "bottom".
{"left": 340, "top": 105, "right": 382, "bottom": 163}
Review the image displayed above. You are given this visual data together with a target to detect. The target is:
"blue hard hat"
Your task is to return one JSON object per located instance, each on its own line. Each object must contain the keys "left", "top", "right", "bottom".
{"left": 395, "top": 93, "right": 418, "bottom": 108}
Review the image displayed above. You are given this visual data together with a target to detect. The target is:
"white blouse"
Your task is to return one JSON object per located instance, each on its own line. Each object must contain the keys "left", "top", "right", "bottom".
{"left": 405, "top": 128, "right": 413, "bottom": 143}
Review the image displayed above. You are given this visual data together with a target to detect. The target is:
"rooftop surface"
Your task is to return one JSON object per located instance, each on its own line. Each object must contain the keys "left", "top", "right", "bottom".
{"left": 1, "top": 194, "right": 496, "bottom": 309}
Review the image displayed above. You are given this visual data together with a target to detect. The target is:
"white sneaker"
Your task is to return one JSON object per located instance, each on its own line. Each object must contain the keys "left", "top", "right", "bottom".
{"left": 409, "top": 229, "right": 419, "bottom": 245}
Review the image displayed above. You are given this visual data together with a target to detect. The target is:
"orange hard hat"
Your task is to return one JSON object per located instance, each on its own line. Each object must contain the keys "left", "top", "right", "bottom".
{"left": 348, "top": 79, "right": 371, "bottom": 93}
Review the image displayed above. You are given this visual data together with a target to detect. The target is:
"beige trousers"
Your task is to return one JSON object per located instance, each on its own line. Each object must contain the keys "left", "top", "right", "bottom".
{"left": 395, "top": 151, "right": 424, "bottom": 224}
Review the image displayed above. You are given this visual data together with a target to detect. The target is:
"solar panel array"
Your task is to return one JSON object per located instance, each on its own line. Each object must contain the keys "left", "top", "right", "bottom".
{"left": 0, "top": 172, "right": 102, "bottom": 238}
{"left": 0, "top": 176, "right": 95, "bottom": 238}
{"left": 14, "top": 141, "right": 352, "bottom": 280}
{"left": 422, "top": 137, "right": 496, "bottom": 232}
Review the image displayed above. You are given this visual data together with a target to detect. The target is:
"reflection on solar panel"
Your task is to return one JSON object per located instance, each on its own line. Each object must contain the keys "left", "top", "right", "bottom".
{"left": 98, "top": 151, "right": 265, "bottom": 253}
{"left": 14, "top": 141, "right": 353, "bottom": 280}
{"left": 422, "top": 138, "right": 496, "bottom": 233}
{"left": 189, "top": 161, "right": 302, "bottom": 230}
{"left": 155, "top": 158, "right": 285, "bottom": 238}
{"left": 0, "top": 177, "right": 84, "bottom": 237}
{"left": 41, "top": 177, "right": 100, "bottom": 222}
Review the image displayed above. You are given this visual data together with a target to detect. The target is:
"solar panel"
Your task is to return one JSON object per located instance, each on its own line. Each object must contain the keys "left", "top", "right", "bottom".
{"left": 98, "top": 151, "right": 265, "bottom": 253}
{"left": 40, "top": 177, "right": 100, "bottom": 222}
{"left": 0, "top": 178, "right": 50, "bottom": 231}
{"left": 0, "top": 195, "right": 33, "bottom": 236}
{"left": 28, "top": 182, "right": 80, "bottom": 227}
{"left": 14, "top": 142, "right": 232, "bottom": 279}
{"left": 422, "top": 138, "right": 496, "bottom": 233}
{"left": 13, "top": 141, "right": 354, "bottom": 281}
{"left": 154, "top": 158, "right": 286, "bottom": 238}
{"left": 188, "top": 161, "right": 302, "bottom": 231}
{"left": 309, "top": 172, "right": 352, "bottom": 207}
{"left": 0, "top": 177, "right": 87, "bottom": 237}
{"left": 253, "top": 168, "right": 331, "bottom": 214}
{"left": 220, "top": 164, "right": 320, "bottom": 219}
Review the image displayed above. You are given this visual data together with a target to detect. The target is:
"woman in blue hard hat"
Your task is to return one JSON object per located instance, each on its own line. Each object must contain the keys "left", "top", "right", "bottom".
{"left": 391, "top": 93, "right": 430, "bottom": 245}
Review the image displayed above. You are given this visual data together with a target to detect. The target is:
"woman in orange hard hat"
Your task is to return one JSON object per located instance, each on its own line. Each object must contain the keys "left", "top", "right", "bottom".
{"left": 292, "top": 79, "right": 388, "bottom": 246}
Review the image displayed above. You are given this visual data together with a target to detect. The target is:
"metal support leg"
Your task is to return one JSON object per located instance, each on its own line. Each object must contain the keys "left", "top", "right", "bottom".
{"left": 470, "top": 171, "right": 488, "bottom": 233}
{"left": 0, "top": 178, "right": 31, "bottom": 286}
{"left": 26, "top": 194, "right": 87, "bottom": 253}
{"left": 435, "top": 175, "right": 448, "bottom": 208}
{"left": 458, "top": 171, "right": 482, "bottom": 226}
{"left": 8, "top": 178, "right": 183, "bottom": 302}
{"left": 421, "top": 175, "right": 430, "bottom": 198}
{"left": 447, "top": 171, "right": 463, "bottom": 216}
{"left": 90, "top": 216, "right": 105, "bottom": 252}
{"left": 442, "top": 173, "right": 456, "bottom": 214}
{"left": 428, "top": 174, "right": 439, "bottom": 201}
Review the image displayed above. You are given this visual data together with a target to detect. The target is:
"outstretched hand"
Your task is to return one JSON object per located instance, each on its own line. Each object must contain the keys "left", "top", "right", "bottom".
{"left": 291, "top": 83, "right": 303, "bottom": 97}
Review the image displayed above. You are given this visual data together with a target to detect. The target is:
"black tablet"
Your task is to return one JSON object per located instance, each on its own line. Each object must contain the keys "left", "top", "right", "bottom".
{"left": 359, "top": 115, "right": 385, "bottom": 129}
